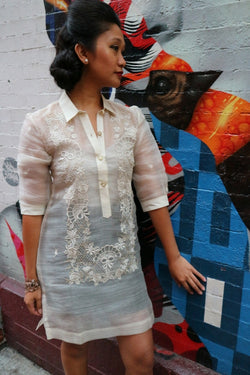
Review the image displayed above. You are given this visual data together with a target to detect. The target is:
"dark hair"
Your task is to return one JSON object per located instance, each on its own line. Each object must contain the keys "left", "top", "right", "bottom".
{"left": 50, "top": 0, "right": 121, "bottom": 91}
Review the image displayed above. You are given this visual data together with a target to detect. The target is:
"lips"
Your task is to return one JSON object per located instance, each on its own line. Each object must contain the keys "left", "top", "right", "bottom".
{"left": 116, "top": 72, "right": 123, "bottom": 78}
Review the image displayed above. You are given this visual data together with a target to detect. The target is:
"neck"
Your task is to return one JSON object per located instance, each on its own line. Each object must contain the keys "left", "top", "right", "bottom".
{"left": 68, "top": 78, "right": 103, "bottom": 112}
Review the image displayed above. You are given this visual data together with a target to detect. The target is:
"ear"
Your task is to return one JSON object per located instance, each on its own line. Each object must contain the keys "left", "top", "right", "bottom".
{"left": 74, "top": 43, "right": 89, "bottom": 64}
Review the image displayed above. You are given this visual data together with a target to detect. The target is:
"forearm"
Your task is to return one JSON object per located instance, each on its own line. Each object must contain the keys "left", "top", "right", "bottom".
{"left": 148, "top": 206, "right": 180, "bottom": 265}
{"left": 22, "top": 215, "right": 43, "bottom": 280}
{"left": 148, "top": 206, "right": 206, "bottom": 294}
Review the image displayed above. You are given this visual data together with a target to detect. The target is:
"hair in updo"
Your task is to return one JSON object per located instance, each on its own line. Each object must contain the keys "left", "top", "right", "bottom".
{"left": 50, "top": 0, "right": 121, "bottom": 92}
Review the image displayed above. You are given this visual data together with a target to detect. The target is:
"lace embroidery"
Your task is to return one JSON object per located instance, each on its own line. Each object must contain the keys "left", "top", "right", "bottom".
{"left": 64, "top": 176, "right": 138, "bottom": 285}
{"left": 46, "top": 109, "right": 139, "bottom": 285}
{"left": 46, "top": 112, "right": 83, "bottom": 184}
{"left": 46, "top": 111, "right": 77, "bottom": 145}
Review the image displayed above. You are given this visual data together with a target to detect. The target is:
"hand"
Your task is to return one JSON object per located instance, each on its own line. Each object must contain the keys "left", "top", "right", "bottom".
{"left": 24, "top": 288, "right": 43, "bottom": 316}
{"left": 168, "top": 255, "right": 206, "bottom": 295}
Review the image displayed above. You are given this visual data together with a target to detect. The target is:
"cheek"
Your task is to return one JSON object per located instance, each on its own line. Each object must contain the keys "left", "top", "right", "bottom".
{"left": 102, "top": 53, "right": 113, "bottom": 66}
{"left": 98, "top": 48, "right": 114, "bottom": 63}
{"left": 91, "top": 49, "right": 115, "bottom": 73}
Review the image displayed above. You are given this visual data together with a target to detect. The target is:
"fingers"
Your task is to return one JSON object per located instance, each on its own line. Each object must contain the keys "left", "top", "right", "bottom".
{"left": 35, "top": 298, "right": 43, "bottom": 316}
{"left": 189, "top": 275, "right": 205, "bottom": 295}
{"left": 35, "top": 292, "right": 43, "bottom": 315}
{"left": 182, "top": 281, "right": 195, "bottom": 295}
{"left": 173, "top": 263, "right": 206, "bottom": 295}
{"left": 24, "top": 290, "right": 43, "bottom": 316}
{"left": 169, "top": 255, "right": 206, "bottom": 295}
{"left": 192, "top": 267, "right": 207, "bottom": 283}
{"left": 180, "top": 272, "right": 206, "bottom": 295}
{"left": 24, "top": 296, "right": 39, "bottom": 316}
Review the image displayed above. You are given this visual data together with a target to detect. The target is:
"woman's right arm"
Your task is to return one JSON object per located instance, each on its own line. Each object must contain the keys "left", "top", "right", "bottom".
{"left": 18, "top": 115, "right": 52, "bottom": 316}
{"left": 23, "top": 214, "right": 43, "bottom": 316}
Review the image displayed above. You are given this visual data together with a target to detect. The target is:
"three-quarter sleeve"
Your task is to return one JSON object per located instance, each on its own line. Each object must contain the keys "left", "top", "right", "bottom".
{"left": 132, "top": 106, "right": 169, "bottom": 212}
{"left": 18, "top": 114, "right": 52, "bottom": 215}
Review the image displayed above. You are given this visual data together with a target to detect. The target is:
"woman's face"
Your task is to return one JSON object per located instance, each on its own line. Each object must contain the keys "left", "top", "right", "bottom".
{"left": 85, "top": 24, "right": 126, "bottom": 89}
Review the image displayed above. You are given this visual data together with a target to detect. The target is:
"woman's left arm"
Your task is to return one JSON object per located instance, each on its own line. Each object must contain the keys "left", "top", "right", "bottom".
{"left": 149, "top": 206, "right": 206, "bottom": 295}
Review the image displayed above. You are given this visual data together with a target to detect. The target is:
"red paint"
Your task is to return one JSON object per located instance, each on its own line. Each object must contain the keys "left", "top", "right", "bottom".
{"left": 162, "top": 152, "right": 183, "bottom": 175}
{"left": 153, "top": 320, "right": 212, "bottom": 366}
{"left": 5, "top": 220, "right": 26, "bottom": 277}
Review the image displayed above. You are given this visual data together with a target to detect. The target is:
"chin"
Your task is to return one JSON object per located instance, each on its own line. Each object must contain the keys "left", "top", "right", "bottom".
{"left": 110, "top": 77, "right": 122, "bottom": 89}
{"left": 114, "top": 80, "right": 122, "bottom": 88}
{"left": 102, "top": 78, "right": 121, "bottom": 90}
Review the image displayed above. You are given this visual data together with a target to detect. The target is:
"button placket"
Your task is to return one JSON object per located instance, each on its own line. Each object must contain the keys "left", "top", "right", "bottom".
{"left": 81, "top": 112, "right": 111, "bottom": 218}
{"left": 96, "top": 113, "right": 111, "bottom": 218}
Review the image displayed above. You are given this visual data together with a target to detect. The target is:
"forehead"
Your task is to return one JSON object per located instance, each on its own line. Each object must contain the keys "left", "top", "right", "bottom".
{"left": 97, "top": 24, "right": 125, "bottom": 45}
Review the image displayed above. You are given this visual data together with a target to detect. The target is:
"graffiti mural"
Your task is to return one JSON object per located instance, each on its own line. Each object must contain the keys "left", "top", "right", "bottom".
{"left": 0, "top": 1, "right": 249, "bottom": 374}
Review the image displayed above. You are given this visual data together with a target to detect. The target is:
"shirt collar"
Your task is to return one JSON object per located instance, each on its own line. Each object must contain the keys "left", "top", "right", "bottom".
{"left": 59, "top": 91, "right": 116, "bottom": 123}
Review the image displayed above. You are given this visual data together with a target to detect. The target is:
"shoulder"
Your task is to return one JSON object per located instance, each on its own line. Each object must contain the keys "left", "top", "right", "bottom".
{"left": 104, "top": 98, "right": 144, "bottom": 122}
{"left": 21, "top": 100, "right": 63, "bottom": 143}
{"left": 25, "top": 99, "right": 62, "bottom": 125}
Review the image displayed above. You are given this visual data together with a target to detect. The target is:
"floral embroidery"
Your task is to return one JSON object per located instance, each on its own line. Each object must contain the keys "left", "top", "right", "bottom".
{"left": 46, "top": 111, "right": 83, "bottom": 184}
{"left": 44, "top": 110, "right": 140, "bottom": 285}
{"left": 19, "top": 96, "right": 167, "bottom": 290}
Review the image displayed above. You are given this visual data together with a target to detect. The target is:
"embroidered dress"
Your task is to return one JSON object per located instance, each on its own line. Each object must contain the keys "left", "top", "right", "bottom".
{"left": 18, "top": 92, "right": 169, "bottom": 344}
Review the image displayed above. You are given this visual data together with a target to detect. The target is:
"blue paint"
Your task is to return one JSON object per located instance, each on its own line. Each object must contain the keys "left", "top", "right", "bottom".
{"left": 200, "top": 338, "right": 234, "bottom": 375}
{"left": 232, "top": 351, "right": 250, "bottom": 375}
{"left": 236, "top": 271, "right": 250, "bottom": 356}
{"left": 177, "top": 170, "right": 199, "bottom": 254}
{"left": 210, "top": 192, "right": 231, "bottom": 247}
{"left": 151, "top": 109, "right": 249, "bottom": 372}
{"left": 199, "top": 142, "right": 217, "bottom": 173}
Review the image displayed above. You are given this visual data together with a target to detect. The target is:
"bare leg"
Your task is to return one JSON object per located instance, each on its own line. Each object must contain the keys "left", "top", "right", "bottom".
{"left": 61, "top": 341, "right": 88, "bottom": 375}
{"left": 117, "top": 329, "right": 154, "bottom": 375}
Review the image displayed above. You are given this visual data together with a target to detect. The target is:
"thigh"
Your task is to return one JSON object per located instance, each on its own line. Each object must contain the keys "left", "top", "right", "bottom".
{"left": 117, "top": 329, "right": 154, "bottom": 367}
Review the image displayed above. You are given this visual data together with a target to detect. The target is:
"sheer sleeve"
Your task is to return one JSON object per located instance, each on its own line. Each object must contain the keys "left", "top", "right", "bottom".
{"left": 132, "top": 106, "right": 169, "bottom": 212}
{"left": 18, "top": 114, "right": 52, "bottom": 215}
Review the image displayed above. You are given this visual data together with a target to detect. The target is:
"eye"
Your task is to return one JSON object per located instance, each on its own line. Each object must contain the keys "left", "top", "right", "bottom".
{"left": 111, "top": 45, "right": 119, "bottom": 52}
{"left": 154, "top": 77, "right": 172, "bottom": 95}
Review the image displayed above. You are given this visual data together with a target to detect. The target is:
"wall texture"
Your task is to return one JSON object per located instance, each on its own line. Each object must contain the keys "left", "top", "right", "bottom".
{"left": 0, "top": 1, "right": 249, "bottom": 375}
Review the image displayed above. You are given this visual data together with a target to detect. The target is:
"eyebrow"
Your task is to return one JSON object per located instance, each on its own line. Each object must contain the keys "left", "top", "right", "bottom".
{"left": 111, "top": 37, "right": 124, "bottom": 43}
{"left": 111, "top": 37, "right": 126, "bottom": 49}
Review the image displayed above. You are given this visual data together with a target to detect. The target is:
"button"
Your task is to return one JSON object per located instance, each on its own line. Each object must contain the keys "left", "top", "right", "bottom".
{"left": 97, "top": 131, "right": 102, "bottom": 137}
{"left": 100, "top": 181, "right": 107, "bottom": 188}
{"left": 98, "top": 155, "right": 103, "bottom": 161}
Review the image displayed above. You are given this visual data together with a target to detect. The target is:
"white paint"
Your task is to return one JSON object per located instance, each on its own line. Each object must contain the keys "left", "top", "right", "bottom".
{"left": 204, "top": 277, "right": 225, "bottom": 328}
{"left": 0, "top": 0, "right": 59, "bottom": 212}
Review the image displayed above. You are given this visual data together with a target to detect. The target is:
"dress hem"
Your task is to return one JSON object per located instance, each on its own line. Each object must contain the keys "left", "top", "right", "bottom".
{"left": 43, "top": 315, "right": 154, "bottom": 345}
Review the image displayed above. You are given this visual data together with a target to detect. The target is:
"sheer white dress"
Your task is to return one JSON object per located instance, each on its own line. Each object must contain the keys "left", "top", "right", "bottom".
{"left": 18, "top": 91, "right": 169, "bottom": 344}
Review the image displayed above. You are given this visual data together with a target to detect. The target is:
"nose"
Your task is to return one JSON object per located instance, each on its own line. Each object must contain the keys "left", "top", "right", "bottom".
{"left": 119, "top": 53, "right": 126, "bottom": 68}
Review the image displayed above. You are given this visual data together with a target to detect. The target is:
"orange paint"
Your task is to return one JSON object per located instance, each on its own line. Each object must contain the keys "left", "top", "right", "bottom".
{"left": 45, "top": 0, "right": 69, "bottom": 12}
{"left": 122, "top": 50, "right": 192, "bottom": 85}
{"left": 187, "top": 90, "right": 250, "bottom": 164}
{"left": 151, "top": 50, "right": 192, "bottom": 72}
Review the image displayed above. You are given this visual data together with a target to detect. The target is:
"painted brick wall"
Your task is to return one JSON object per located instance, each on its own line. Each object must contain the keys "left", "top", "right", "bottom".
{"left": 0, "top": 0, "right": 57, "bottom": 211}
{"left": 0, "top": 1, "right": 249, "bottom": 375}
{"left": 0, "top": 0, "right": 58, "bottom": 281}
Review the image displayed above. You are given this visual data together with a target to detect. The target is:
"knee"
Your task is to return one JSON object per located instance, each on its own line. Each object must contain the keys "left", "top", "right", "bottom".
{"left": 61, "top": 341, "right": 88, "bottom": 360}
{"left": 126, "top": 348, "right": 154, "bottom": 373}
{"left": 118, "top": 330, "right": 154, "bottom": 374}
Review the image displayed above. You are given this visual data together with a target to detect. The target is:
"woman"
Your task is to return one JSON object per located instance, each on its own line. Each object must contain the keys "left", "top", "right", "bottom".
{"left": 18, "top": 1, "right": 206, "bottom": 374}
